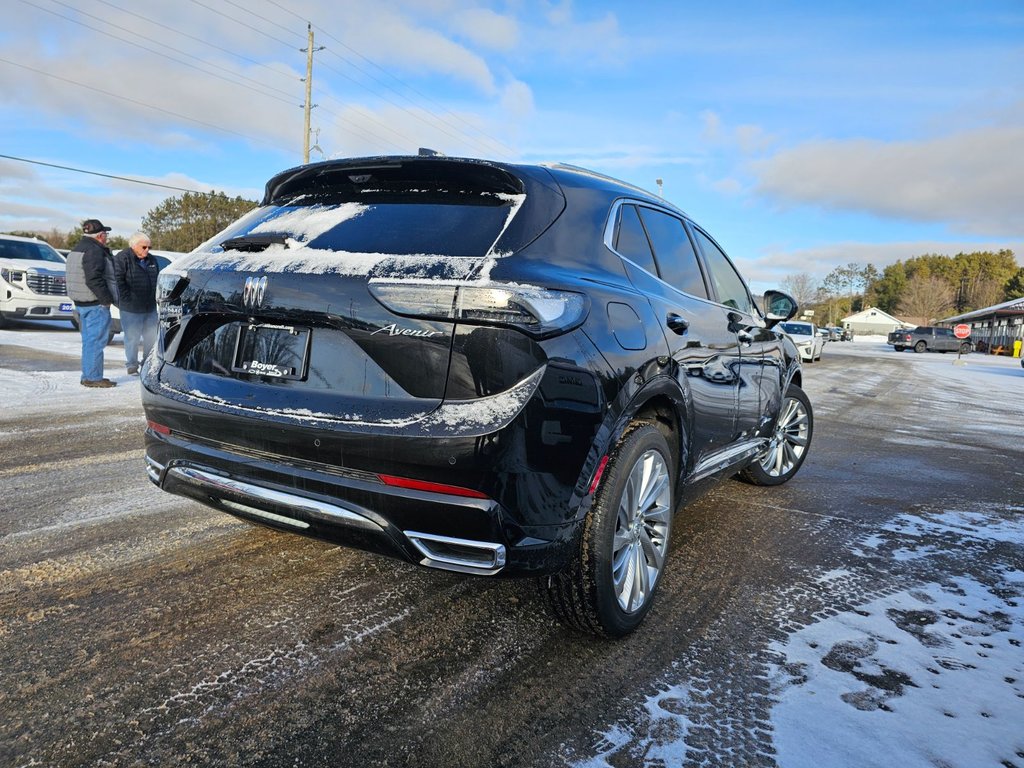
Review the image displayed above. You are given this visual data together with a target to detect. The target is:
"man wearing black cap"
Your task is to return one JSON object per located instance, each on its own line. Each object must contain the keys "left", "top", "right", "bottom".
{"left": 65, "top": 219, "right": 119, "bottom": 388}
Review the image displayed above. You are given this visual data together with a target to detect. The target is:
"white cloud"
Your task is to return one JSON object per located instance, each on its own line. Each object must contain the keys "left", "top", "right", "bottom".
{"left": 0, "top": 164, "right": 260, "bottom": 236}
{"left": 451, "top": 8, "right": 520, "bottom": 51}
{"left": 700, "top": 110, "right": 723, "bottom": 142}
{"left": 738, "top": 238, "right": 1024, "bottom": 292}
{"left": 700, "top": 110, "right": 775, "bottom": 155}
{"left": 752, "top": 122, "right": 1024, "bottom": 237}
{"left": 500, "top": 81, "right": 535, "bottom": 121}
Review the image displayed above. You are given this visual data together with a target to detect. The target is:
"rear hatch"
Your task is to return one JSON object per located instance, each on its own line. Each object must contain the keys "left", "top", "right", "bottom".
{"left": 155, "top": 157, "right": 566, "bottom": 424}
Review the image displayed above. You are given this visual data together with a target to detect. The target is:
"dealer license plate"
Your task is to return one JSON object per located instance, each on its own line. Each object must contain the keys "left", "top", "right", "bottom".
{"left": 232, "top": 323, "right": 310, "bottom": 380}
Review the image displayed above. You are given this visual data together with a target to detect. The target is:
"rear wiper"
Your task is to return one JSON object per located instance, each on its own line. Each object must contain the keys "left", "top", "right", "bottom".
{"left": 220, "top": 234, "right": 289, "bottom": 252}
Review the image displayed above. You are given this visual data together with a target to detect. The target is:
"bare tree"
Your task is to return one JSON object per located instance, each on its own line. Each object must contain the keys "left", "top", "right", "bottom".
{"left": 781, "top": 272, "right": 820, "bottom": 308}
{"left": 969, "top": 276, "right": 1005, "bottom": 310}
{"left": 896, "top": 274, "right": 956, "bottom": 325}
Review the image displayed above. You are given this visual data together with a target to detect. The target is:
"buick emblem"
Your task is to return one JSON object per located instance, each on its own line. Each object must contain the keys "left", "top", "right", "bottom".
{"left": 243, "top": 276, "right": 267, "bottom": 310}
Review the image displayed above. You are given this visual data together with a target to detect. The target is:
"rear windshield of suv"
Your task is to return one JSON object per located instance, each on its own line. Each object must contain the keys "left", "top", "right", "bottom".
{"left": 0, "top": 239, "right": 65, "bottom": 263}
{"left": 221, "top": 198, "right": 519, "bottom": 258}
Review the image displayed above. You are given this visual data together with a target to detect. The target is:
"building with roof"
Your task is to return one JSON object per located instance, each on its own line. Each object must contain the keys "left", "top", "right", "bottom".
{"left": 939, "top": 296, "right": 1024, "bottom": 356}
{"left": 839, "top": 307, "right": 910, "bottom": 336}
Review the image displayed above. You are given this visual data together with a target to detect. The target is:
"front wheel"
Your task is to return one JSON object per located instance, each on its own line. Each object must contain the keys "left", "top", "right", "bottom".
{"left": 740, "top": 384, "right": 813, "bottom": 486}
{"left": 545, "top": 422, "right": 675, "bottom": 637}
{"left": 959, "top": 343, "right": 971, "bottom": 354}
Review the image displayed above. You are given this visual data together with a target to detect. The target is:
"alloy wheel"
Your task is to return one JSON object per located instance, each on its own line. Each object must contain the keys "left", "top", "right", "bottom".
{"left": 611, "top": 449, "right": 672, "bottom": 613}
{"left": 759, "top": 394, "right": 811, "bottom": 478}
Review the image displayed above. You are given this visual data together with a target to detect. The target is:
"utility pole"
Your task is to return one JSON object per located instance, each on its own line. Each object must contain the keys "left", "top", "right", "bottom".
{"left": 300, "top": 24, "right": 323, "bottom": 164}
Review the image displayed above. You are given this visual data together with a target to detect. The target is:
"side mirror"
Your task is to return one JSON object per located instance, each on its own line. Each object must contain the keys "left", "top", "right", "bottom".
{"left": 763, "top": 290, "right": 798, "bottom": 327}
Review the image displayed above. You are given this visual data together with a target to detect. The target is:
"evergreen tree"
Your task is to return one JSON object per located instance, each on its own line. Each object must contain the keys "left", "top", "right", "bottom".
{"left": 141, "top": 191, "right": 258, "bottom": 252}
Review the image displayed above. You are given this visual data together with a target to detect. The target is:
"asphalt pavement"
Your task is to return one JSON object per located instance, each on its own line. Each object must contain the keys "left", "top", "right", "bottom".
{"left": 1, "top": 333, "right": 1021, "bottom": 767}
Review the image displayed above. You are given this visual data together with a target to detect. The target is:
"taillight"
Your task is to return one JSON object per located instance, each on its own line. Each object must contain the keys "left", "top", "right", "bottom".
{"left": 378, "top": 473, "right": 489, "bottom": 499}
{"left": 368, "top": 281, "right": 588, "bottom": 338}
{"left": 156, "top": 269, "right": 188, "bottom": 304}
{"left": 147, "top": 420, "right": 171, "bottom": 435}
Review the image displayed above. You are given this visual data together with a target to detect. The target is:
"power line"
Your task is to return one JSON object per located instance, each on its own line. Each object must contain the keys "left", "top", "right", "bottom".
{"left": 0, "top": 153, "right": 220, "bottom": 195}
{"left": 91, "top": 0, "right": 298, "bottom": 86}
{"left": 313, "top": 29, "right": 517, "bottom": 158}
{"left": 258, "top": 0, "right": 517, "bottom": 159}
{"left": 21, "top": 0, "right": 299, "bottom": 106}
{"left": 0, "top": 56, "right": 281, "bottom": 150}
{"left": 188, "top": 0, "right": 300, "bottom": 50}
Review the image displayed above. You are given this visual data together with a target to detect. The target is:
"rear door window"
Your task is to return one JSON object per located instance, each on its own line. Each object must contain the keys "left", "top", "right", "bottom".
{"left": 614, "top": 204, "right": 659, "bottom": 276}
{"left": 636, "top": 207, "right": 708, "bottom": 299}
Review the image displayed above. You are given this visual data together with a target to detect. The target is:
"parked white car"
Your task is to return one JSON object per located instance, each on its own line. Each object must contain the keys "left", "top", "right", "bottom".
{"left": 0, "top": 234, "right": 74, "bottom": 327}
{"left": 779, "top": 320, "right": 824, "bottom": 362}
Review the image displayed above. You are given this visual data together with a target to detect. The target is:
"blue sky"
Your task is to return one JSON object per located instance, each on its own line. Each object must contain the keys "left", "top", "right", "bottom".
{"left": 1, "top": 0, "right": 1021, "bottom": 292}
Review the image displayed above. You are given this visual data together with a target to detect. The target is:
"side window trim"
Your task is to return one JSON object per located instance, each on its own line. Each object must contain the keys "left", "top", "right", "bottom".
{"left": 604, "top": 199, "right": 653, "bottom": 274}
{"left": 604, "top": 198, "right": 712, "bottom": 300}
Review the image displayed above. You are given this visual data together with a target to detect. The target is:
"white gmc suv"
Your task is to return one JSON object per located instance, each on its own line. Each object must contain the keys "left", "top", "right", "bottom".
{"left": 0, "top": 234, "right": 73, "bottom": 327}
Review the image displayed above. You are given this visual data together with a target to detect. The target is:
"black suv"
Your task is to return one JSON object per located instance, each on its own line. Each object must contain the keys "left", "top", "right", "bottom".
{"left": 142, "top": 156, "right": 812, "bottom": 636}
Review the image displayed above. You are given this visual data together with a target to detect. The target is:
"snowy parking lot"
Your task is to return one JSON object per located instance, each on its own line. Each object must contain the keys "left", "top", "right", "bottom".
{"left": 1, "top": 323, "right": 1022, "bottom": 768}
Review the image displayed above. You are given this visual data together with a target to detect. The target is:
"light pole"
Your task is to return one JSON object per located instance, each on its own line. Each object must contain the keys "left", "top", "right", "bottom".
{"left": 656, "top": 178, "right": 664, "bottom": 197}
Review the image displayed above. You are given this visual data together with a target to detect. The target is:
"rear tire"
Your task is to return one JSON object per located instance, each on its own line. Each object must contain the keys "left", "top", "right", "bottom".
{"left": 544, "top": 422, "right": 674, "bottom": 637}
{"left": 959, "top": 343, "right": 971, "bottom": 354}
{"left": 914, "top": 341, "right": 927, "bottom": 353}
{"left": 894, "top": 345, "right": 904, "bottom": 351}
{"left": 740, "top": 384, "right": 813, "bottom": 487}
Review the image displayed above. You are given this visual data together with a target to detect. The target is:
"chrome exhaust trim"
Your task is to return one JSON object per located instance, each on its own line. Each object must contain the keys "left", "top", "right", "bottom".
{"left": 145, "top": 454, "right": 166, "bottom": 484}
{"left": 167, "top": 465, "right": 383, "bottom": 532}
{"left": 404, "top": 530, "right": 506, "bottom": 576}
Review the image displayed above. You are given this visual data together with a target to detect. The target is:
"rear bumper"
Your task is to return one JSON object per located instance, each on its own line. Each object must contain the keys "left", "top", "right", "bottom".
{"left": 144, "top": 430, "right": 579, "bottom": 577}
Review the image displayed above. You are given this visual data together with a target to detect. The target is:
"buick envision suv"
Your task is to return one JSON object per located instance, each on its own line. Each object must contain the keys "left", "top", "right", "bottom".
{"left": 142, "top": 156, "right": 812, "bottom": 636}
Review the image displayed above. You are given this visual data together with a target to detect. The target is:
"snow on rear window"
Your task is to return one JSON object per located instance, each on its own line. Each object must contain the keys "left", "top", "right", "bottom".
{"left": 178, "top": 193, "right": 525, "bottom": 280}
{"left": 249, "top": 203, "right": 367, "bottom": 242}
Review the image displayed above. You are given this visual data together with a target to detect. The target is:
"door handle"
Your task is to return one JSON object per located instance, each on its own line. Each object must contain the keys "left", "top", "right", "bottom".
{"left": 666, "top": 313, "right": 689, "bottom": 335}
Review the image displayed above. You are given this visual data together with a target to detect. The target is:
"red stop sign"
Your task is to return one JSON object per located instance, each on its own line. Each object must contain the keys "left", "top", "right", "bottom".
{"left": 953, "top": 323, "right": 971, "bottom": 339}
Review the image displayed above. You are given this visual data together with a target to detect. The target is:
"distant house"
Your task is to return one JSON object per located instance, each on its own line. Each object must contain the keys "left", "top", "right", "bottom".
{"left": 840, "top": 307, "right": 910, "bottom": 336}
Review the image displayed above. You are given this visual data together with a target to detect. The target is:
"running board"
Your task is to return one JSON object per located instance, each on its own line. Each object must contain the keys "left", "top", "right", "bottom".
{"left": 690, "top": 439, "right": 766, "bottom": 483}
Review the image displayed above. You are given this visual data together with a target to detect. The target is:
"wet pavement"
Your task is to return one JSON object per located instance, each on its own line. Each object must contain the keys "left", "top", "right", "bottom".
{"left": 1, "top": 339, "right": 1021, "bottom": 767}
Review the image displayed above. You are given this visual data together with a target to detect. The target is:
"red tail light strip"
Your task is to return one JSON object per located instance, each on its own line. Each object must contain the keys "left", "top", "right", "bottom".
{"left": 378, "top": 474, "right": 489, "bottom": 499}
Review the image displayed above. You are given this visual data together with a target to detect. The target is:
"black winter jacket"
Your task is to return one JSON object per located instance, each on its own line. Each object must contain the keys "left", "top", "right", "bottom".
{"left": 65, "top": 235, "right": 117, "bottom": 307}
{"left": 114, "top": 248, "right": 160, "bottom": 313}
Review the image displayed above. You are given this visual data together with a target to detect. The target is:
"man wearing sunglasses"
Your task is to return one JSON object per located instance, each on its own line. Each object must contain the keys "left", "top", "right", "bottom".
{"left": 114, "top": 231, "right": 161, "bottom": 376}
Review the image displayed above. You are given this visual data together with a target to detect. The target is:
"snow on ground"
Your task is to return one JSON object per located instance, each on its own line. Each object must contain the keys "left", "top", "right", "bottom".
{"left": 4, "top": 323, "right": 1024, "bottom": 768}
{"left": 769, "top": 505, "right": 1024, "bottom": 768}
{"left": 575, "top": 340, "right": 1023, "bottom": 768}
{"left": 0, "top": 321, "right": 144, "bottom": 419}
